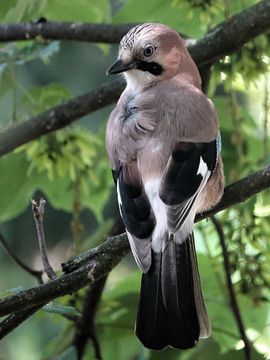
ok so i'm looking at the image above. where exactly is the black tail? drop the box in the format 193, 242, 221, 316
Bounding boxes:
135, 233, 210, 350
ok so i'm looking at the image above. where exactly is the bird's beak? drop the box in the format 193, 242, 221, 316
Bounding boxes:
106, 59, 139, 75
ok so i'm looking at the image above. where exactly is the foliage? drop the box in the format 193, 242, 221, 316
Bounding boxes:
0, 0, 269, 359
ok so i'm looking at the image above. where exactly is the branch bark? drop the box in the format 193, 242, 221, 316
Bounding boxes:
32, 198, 56, 280
0, 305, 43, 339
0, 0, 269, 59
0, 166, 269, 321
0, 233, 129, 318
188, 0, 270, 67
0, 22, 137, 44
0, 80, 125, 156
74, 278, 107, 360
73, 218, 124, 360
195, 164, 270, 222
0, 0, 270, 156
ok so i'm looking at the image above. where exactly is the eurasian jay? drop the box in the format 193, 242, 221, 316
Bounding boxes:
106, 23, 224, 350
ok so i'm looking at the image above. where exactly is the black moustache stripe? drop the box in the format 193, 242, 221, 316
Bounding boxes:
136, 60, 164, 76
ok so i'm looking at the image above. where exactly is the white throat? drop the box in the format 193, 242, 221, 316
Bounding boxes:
124, 69, 156, 91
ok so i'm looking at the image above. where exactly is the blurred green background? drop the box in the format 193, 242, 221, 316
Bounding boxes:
0, 0, 270, 359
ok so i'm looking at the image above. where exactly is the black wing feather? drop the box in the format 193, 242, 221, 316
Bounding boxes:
160, 140, 217, 206
117, 164, 155, 239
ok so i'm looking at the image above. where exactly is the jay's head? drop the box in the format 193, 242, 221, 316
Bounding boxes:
107, 23, 201, 88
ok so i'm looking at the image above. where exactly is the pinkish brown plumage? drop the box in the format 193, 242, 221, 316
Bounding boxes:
106, 23, 224, 350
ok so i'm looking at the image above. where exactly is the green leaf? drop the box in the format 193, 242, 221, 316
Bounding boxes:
15, 127, 113, 223
42, 303, 81, 317
98, 272, 141, 335
0, 153, 38, 221
237, 295, 268, 334
0, 41, 60, 70
99, 328, 142, 360
19, 82, 71, 117
113, 0, 206, 37
188, 337, 265, 360
3, 0, 48, 23
197, 253, 240, 351
0, 0, 17, 22
103, 271, 141, 300
43, 0, 110, 23
149, 347, 182, 360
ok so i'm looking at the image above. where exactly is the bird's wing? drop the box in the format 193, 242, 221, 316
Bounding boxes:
135, 139, 219, 349
114, 161, 156, 272
106, 89, 158, 273
160, 139, 219, 240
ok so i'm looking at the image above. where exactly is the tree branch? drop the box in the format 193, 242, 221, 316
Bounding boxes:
0, 166, 269, 322
0, 0, 268, 58
74, 278, 107, 360
0, 80, 125, 156
211, 216, 252, 360
0, 233, 129, 318
0, 22, 137, 44
188, 0, 270, 67
0, 1, 270, 156
195, 164, 270, 222
0, 305, 42, 339
73, 218, 124, 360
0, 22, 188, 44
31, 198, 56, 280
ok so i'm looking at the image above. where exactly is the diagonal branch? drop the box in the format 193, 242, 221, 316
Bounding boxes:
0, 232, 129, 318
0, 1, 270, 157
0, 80, 124, 156
0, 165, 269, 322
195, 164, 270, 222
0, 305, 43, 340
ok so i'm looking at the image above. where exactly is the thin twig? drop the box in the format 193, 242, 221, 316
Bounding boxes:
74, 278, 107, 360
0, 232, 129, 319
211, 216, 252, 360
0, 232, 43, 284
31, 198, 57, 280
73, 218, 124, 360
263, 74, 269, 161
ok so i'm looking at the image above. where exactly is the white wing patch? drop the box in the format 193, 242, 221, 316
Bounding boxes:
144, 178, 167, 253
116, 180, 123, 218
169, 156, 211, 243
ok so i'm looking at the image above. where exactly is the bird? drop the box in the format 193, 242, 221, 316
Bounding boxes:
105, 23, 224, 351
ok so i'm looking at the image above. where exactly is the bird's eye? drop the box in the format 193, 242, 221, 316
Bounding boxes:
143, 45, 155, 57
